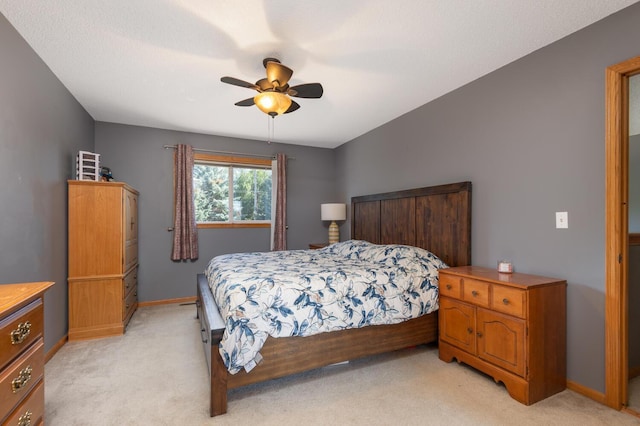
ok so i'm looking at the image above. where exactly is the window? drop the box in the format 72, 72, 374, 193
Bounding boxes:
192, 154, 272, 228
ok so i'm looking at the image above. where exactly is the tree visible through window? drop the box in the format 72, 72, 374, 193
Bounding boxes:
192, 154, 272, 226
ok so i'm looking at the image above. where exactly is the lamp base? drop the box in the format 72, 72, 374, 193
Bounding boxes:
328, 221, 339, 244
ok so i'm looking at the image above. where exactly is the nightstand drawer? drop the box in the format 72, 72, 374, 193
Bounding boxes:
462, 278, 490, 308
492, 285, 526, 318
439, 273, 462, 298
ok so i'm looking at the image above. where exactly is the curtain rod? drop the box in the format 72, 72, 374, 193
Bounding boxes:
163, 145, 295, 160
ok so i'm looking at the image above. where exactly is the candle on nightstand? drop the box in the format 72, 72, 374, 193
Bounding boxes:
497, 260, 513, 274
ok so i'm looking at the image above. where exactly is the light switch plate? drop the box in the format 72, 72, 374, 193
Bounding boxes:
556, 212, 568, 229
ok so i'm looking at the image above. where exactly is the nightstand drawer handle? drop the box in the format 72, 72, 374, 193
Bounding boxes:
18, 411, 32, 426
471, 290, 479, 297
502, 298, 510, 305
476, 332, 483, 338
446, 284, 452, 290
10, 321, 31, 345
11, 365, 32, 393
467, 327, 473, 334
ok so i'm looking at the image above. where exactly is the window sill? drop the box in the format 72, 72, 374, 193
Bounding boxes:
197, 223, 271, 229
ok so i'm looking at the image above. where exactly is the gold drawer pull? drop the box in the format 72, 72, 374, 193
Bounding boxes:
10, 321, 32, 345
11, 365, 32, 393
471, 290, 479, 297
18, 411, 32, 426
502, 298, 510, 305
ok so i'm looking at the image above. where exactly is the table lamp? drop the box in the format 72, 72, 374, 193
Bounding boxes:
321, 203, 346, 244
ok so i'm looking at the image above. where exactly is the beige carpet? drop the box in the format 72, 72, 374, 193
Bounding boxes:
45, 304, 640, 425
629, 376, 640, 414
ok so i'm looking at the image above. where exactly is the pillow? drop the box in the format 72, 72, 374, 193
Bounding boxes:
322, 239, 374, 259
357, 243, 448, 276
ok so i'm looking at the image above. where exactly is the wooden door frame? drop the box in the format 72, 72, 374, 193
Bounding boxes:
605, 55, 640, 409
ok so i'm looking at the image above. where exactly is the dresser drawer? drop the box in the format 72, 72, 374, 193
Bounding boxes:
0, 299, 43, 371
123, 285, 138, 323
3, 380, 44, 426
124, 243, 138, 273
439, 273, 462, 298
123, 267, 138, 295
492, 285, 526, 318
462, 278, 490, 308
0, 339, 44, 418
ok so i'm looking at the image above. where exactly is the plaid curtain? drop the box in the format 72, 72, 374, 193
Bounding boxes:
272, 153, 287, 250
171, 144, 199, 260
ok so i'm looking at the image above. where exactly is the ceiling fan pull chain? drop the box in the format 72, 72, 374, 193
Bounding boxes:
267, 115, 273, 144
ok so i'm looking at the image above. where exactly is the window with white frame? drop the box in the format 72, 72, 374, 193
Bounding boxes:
192, 153, 272, 228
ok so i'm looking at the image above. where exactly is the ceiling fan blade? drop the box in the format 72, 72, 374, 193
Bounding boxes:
288, 83, 323, 98
255, 78, 273, 92
266, 61, 293, 88
284, 100, 300, 114
221, 76, 259, 90
234, 98, 255, 107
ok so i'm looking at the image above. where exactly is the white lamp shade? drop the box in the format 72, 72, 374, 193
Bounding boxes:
321, 203, 346, 221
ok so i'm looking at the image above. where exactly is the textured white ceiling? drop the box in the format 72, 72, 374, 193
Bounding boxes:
1, 0, 638, 148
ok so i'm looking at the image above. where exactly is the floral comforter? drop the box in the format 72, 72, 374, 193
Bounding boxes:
204, 240, 448, 374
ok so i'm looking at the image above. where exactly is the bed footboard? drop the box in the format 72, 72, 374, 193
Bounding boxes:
196, 273, 228, 416
196, 273, 438, 417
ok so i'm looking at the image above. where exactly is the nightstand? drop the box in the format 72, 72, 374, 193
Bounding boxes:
438, 266, 566, 405
308, 243, 329, 250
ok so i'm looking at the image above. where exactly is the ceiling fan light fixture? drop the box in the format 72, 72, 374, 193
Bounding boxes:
254, 91, 292, 116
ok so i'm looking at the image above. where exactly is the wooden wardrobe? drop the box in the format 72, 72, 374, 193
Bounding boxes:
67, 180, 139, 340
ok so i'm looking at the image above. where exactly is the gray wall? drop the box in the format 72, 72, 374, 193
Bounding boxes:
95, 122, 336, 302
335, 3, 640, 393
0, 14, 94, 351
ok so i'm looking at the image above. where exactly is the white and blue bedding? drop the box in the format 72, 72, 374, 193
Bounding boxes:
204, 240, 448, 374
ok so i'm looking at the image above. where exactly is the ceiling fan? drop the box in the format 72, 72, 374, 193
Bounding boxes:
221, 58, 323, 117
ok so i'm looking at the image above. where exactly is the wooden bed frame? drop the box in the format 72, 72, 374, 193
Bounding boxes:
196, 181, 472, 416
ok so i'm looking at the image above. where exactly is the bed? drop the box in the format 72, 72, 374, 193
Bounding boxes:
196, 181, 472, 416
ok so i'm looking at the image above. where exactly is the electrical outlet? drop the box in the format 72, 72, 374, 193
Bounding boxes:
556, 212, 568, 229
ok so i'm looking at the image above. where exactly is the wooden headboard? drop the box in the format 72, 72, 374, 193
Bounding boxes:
351, 181, 471, 267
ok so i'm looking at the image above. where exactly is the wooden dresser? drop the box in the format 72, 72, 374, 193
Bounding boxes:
438, 266, 566, 405
68, 180, 139, 341
0, 281, 54, 425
